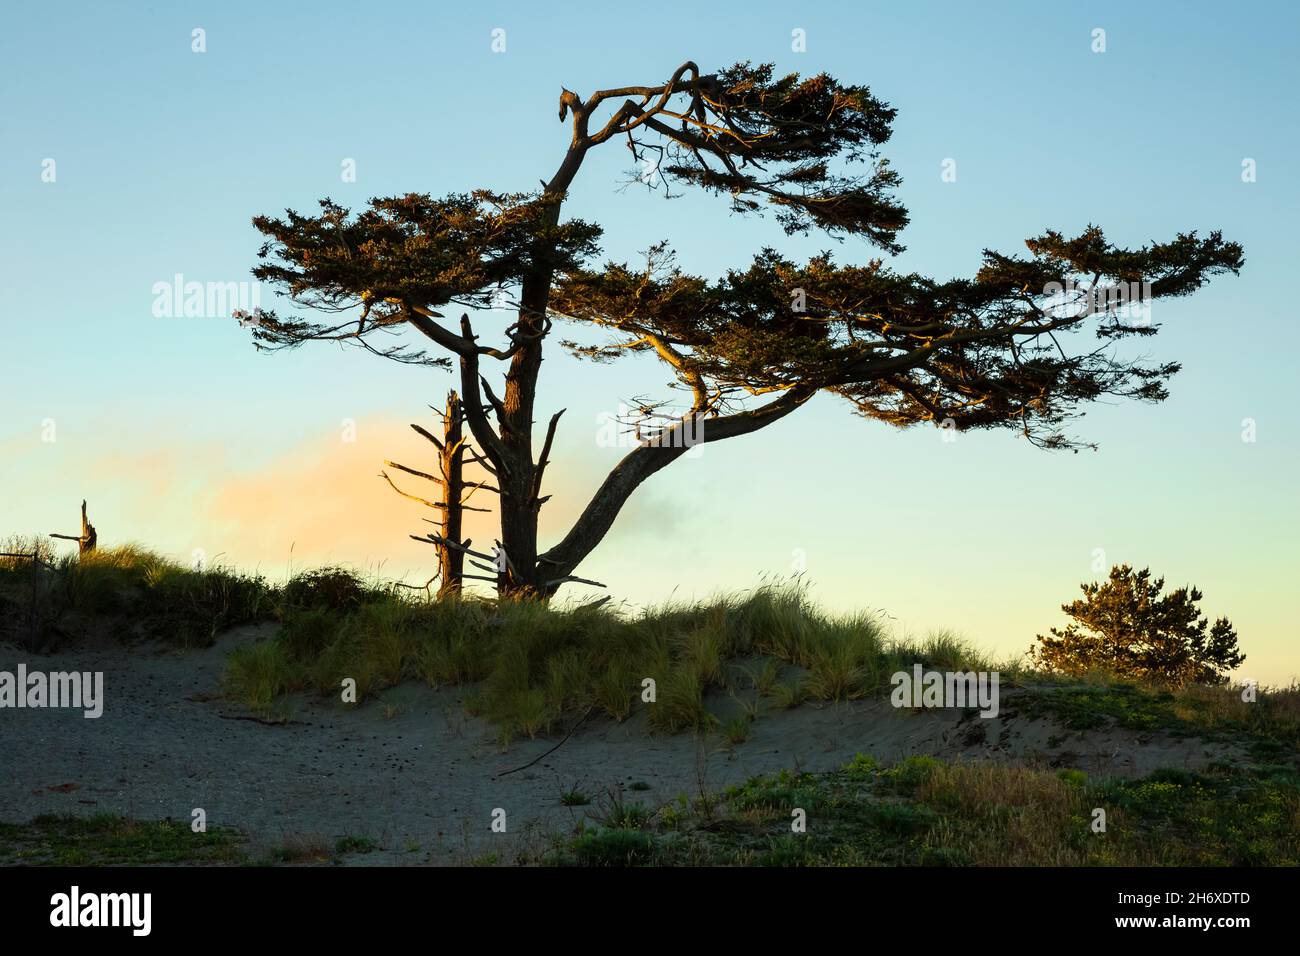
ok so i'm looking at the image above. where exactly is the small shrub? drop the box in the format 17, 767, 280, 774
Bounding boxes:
723, 715, 751, 745
281, 609, 339, 661
648, 666, 714, 734
597, 800, 652, 830
592, 663, 636, 721
224, 639, 299, 712
335, 835, 378, 855
881, 756, 943, 794
569, 829, 658, 866
842, 753, 878, 779
868, 802, 938, 835
283, 567, 368, 612
1056, 769, 1088, 789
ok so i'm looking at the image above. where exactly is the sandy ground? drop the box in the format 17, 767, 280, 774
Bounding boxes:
0, 627, 1243, 864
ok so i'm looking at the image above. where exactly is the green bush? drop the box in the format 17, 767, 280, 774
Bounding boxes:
569, 829, 659, 866
282, 567, 369, 612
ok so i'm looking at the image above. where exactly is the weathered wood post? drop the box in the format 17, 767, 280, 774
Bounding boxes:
50, 499, 97, 555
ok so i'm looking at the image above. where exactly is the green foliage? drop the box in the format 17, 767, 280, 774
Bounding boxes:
0, 541, 271, 650
595, 799, 653, 831
879, 756, 943, 795
1030, 564, 1245, 686
554, 225, 1242, 452
547, 757, 1300, 867
841, 753, 878, 779
1021, 679, 1299, 760
280, 608, 339, 661
648, 666, 714, 734
723, 715, 752, 745
725, 770, 828, 816
867, 802, 939, 835
224, 639, 296, 713
0, 814, 247, 866
213, 577, 1035, 739
567, 829, 660, 867
1057, 769, 1088, 789
282, 568, 370, 613
334, 835, 378, 855
755, 835, 819, 867
250, 191, 603, 368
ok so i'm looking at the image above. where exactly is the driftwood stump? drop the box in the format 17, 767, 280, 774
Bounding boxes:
50, 499, 97, 555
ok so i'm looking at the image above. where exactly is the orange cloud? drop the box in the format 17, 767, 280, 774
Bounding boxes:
4, 407, 691, 591
202, 415, 600, 585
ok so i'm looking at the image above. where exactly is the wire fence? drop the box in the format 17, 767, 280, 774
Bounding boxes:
0, 550, 58, 649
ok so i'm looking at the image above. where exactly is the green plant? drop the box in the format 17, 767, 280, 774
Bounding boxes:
648, 666, 714, 734
335, 835, 378, 855
880, 756, 943, 794
223, 639, 300, 712
723, 716, 751, 745
1057, 769, 1088, 788
1030, 564, 1245, 687
568, 829, 659, 866
596, 799, 653, 830
213, 579, 1035, 742
282, 567, 369, 613
842, 753, 878, 779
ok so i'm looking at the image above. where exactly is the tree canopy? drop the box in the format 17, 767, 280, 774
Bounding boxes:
247, 60, 1243, 596
1030, 564, 1245, 686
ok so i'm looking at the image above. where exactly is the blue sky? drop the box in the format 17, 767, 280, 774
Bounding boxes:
2, 1, 1297, 682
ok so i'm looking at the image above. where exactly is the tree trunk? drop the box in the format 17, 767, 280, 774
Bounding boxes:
536, 389, 816, 595
447, 133, 808, 600
436, 391, 465, 598
488, 148, 591, 597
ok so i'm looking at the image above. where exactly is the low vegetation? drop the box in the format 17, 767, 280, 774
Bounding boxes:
9, 753, 1296, 867
4, 543, 1292, 760
545, 755, 1300, 866
1030, 564, 1245, 686
0, 814, 247, 866
1016, 677, 1300, 759
0, 536, 272, 650
222, 572, 1011, 743
3, 543, 1296, 868
0, 813, 397, 867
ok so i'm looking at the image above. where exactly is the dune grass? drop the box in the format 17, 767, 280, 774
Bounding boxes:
0, 812, 393, 866
0, 535, 273, 649
1016, 675, 1300, 757
222, 573, 1296, 750
220, 574, 1013, 743
0, 813, 248, 866
5, 541, 1293, 752
545, 755, 1300, 867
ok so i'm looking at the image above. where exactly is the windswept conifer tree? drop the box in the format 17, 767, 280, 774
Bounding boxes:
249, 62, 1243, 596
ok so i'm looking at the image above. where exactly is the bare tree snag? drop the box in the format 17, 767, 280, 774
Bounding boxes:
383, 390, 497, 598
50, 499, 97, 555
437, 391, 465, 595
